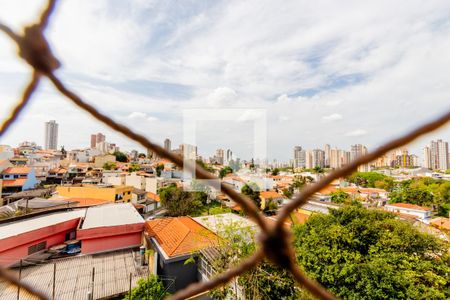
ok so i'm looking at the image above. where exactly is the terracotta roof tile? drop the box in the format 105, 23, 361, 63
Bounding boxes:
260, 191, 283, 199
1, 178, 27, 187
147, 192, 160, 202
2, 167, 31, 175
145, 217, 218, 258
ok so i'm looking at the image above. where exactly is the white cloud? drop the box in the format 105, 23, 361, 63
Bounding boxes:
1, 0, 450, 161
322, 113, 343, 122
345, 129, 368, 137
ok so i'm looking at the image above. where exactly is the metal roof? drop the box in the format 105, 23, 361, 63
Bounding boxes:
0, 209, 86, 240
81, 203, 144, 229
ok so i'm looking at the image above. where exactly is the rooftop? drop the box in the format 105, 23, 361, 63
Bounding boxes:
385, 203, 431, 211
0, 250, 148, 300
81, 203, 144, 229
260, 191, 283, 199
194, 213, 258, 234
0, 209, 86, 240
1, 178, 27, 187
146, 217, 218, 258
1, 167, 31, 175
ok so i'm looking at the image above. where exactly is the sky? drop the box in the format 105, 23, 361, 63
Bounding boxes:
0, 0, 450, 162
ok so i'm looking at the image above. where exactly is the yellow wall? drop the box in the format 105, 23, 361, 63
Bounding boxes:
94, 155, 116, 168
56, 185, 132, 203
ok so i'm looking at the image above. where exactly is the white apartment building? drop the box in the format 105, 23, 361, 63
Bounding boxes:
44, 120, 58, 150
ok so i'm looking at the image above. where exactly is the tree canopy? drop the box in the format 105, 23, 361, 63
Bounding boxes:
219, 166, 233, 178
159, 184, 207, 216
241, 183, 261, 208
113, 150, 128, 162
388, 177, 450, 216
103, 161, 117, 170
347, 172, 394, 191
293, 206, 450, 299
122, 276, 168, 300
329, 189, 350, 204
210, 222, 298, 299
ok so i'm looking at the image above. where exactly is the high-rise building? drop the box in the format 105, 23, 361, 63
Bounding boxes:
225, 149, 233, 166
426, 139, 449, 170
293, 146, 306, 169
312, 149, 325, 168
44, 120, 58, 150
350, 144, 370, 172
215, 148, 224, 165
90, 133, 105, 149
324, 144, 331, 167
164, 138, 171, 151
180, 144, 198, 160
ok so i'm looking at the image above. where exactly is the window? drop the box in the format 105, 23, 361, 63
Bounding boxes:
65, 231, 76, 241
28, 241, 47, 255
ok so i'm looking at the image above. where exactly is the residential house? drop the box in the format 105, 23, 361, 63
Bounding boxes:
46, 167, 67, 184
384, 203, 433, 221
144, 217, 219, 293
0, 167, 39, 198
259, 191, 285, 210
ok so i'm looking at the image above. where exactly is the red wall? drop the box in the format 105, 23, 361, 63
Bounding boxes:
77, 223, 143, 254
0, 218, 81, 267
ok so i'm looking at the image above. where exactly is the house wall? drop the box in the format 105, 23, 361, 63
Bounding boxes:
0, 218, 80, 266
145, 177, 158, 193
385, 206, 430, 219
125, 174, 145, 190
157, 254, 199, 293
104, 175, 125, 186
56, 186, 132, 202
23, 168, 39, 190
77, 224, 143, 254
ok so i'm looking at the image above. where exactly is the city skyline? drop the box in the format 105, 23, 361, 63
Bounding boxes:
1, 0, 450, 161
5, 120, 449, 168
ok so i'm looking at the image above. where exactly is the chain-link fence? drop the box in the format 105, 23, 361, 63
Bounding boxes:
0, 1, 449, 299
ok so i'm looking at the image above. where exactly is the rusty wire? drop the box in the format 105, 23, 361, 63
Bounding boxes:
0, 1, 449, 299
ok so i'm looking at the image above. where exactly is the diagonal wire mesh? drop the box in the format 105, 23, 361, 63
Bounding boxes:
0, 1, 449, 299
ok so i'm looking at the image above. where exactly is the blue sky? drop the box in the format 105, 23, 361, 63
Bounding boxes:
1, 0, 450, 161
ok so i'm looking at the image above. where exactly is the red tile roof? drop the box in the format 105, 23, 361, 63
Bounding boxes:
147, 192, 160, 202
260, 191, 283, 199
2, 167, 31, 175
430, 218, 450, 231
145, 217, 218, 257
386, 203, 431, 211
48, 168, 67, 174
1, 178, 27, 187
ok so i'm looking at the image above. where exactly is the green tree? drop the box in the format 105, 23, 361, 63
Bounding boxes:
241, 183, 261, 208
209, 223, 298, 299
122, 276, 168, 300
271, 168, 280, 176
263, 198, 279, 213
347, 172, 394, 190
329, 189, 350, 204
155, 164, 164, 177
219, 166, 233, 178
103, 161, 117, 170
159, 184, 206, 216
128, 162, 140, 172
197, 160, 214, 173
293, 206, 450, 299
113, 151, 128, 162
